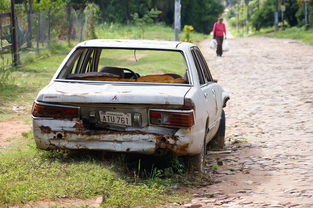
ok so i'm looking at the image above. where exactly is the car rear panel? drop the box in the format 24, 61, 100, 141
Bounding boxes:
32, 82, 199, 155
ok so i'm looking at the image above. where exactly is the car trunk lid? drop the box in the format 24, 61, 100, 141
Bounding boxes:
37, 81, 191, 105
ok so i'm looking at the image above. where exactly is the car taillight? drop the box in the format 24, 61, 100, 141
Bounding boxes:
32, 102, 79, 119
149, 110, 195, 127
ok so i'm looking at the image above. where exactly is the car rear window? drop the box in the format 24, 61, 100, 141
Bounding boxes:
57, 48, 190, 84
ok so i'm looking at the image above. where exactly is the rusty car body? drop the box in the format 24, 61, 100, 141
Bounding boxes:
32, 39, 230, 169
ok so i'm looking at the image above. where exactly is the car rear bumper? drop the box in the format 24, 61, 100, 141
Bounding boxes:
32, 118, 196, 155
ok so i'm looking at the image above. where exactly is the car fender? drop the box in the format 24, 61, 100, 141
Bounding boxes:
222, 91, 230, 108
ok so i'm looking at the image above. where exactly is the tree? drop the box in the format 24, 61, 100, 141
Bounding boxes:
84, 3, 99, 39
284, 0, 299, 26
131, 8, 162, 38
250, 0, 275, 30
0, 0, 10, 12
181, 0, 224, 33
78, 0, 223, 33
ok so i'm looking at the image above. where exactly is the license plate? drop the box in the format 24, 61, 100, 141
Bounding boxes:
99, 111, 132, 126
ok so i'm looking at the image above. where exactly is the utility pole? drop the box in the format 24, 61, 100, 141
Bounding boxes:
236, 4, 239, 34
26, 0, 33, 48
281, 0, 285, 30
274, 0, 279, 32
304, 0, 309, 29
246, 0, 250, 34
174, 0, 181, 41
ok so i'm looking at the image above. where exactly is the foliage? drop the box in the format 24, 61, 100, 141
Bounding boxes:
250, 0, 275, 30
131, 9, 162, 39
82, 0, 223, 33
0, 68, 14, 87
33, 0, 66, 12
181, 0, 224, 33
84, 3, 100, 39
3, 23, 28, 47
295, 0, 313, 26
182, 25, 194, 42
228, 0, 313, 32
285, 0, 300, 26
0, 0, 10, 12
97, 22, 206, 41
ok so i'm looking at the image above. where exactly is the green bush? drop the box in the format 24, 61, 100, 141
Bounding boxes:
250, 0, 275, 31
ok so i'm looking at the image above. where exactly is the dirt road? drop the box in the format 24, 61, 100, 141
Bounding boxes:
179, 37, 313, 207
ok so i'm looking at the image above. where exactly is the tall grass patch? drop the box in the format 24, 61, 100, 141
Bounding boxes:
0, 132, 189, 207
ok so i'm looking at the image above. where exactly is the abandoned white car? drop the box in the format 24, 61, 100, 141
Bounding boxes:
32, 39, 229, 170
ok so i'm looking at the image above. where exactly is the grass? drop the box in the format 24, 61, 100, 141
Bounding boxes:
254, 26, 313, 45
0, 44, 73, 121
99, 49, 187, 76
0, 24, 210, 207
226, 16, 313, 45
96, 22, 207, 43
0, 132, 190, 207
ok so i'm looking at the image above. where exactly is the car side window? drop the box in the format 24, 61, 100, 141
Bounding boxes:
193, 48, 213, 82
191, 49, 206, 85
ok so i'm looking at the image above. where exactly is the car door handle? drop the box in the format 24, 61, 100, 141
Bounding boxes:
204, 92, 208, 98
212, 89, 216, 96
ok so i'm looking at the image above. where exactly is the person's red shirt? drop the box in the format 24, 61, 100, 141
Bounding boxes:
213, 23, 226, 37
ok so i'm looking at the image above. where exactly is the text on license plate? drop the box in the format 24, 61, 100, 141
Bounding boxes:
99, 111, 132, 126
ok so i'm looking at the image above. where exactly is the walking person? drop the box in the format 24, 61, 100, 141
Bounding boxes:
212, 17, 227, 57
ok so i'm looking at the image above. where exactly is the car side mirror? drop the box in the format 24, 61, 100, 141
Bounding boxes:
213, 79, 218, 83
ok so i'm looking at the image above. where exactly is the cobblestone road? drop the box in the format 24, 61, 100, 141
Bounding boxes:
178, 37, 313, 208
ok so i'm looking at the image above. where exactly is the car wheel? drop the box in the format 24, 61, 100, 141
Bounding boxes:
185, 139, 206, 172
208, 110, 226, 150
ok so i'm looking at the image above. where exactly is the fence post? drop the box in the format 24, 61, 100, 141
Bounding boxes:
27, 0, 33, 48
36, 12, 40, 53
274, 0, 279, 32
67, 5, 72, 45
48, 8, 51, 47
10, 0, 20, 66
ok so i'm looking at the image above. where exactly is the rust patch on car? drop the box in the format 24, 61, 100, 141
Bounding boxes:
40, 121, 188, 155
120, 91, 131, 93
175, 143, 189, 155
71, 92, 89, 96
40, 126, 52, 133
56, 90, 66, 94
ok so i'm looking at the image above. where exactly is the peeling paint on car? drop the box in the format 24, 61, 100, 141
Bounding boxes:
33, 118, 191, 155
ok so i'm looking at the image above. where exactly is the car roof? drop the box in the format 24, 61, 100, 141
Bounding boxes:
77, 39, 195, 51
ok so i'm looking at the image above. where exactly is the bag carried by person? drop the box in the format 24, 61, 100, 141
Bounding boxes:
222, 40, 229, 52
209, 39, 217, 49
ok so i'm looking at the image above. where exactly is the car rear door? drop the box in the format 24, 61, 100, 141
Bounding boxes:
191, 47, 219, 134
